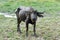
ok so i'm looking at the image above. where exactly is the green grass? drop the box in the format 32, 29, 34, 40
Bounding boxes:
0, 15, 60, 40
0, 0, 60, 14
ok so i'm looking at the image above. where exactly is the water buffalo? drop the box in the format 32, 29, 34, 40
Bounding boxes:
15, 6, 44, 36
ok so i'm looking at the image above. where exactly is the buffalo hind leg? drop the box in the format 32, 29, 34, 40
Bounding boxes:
17, 18, 22, 33
25, 17, 29, 36
26, 21, 29, 36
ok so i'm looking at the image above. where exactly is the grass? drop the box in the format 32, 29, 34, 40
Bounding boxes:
0, 15, 60, 40
0, 0, 60, 14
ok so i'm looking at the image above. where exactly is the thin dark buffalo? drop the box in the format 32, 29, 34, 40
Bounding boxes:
15, 6, 44, 36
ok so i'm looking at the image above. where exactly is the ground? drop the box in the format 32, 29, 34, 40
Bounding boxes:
0, 0, 60, 40
0, 14, 60, 40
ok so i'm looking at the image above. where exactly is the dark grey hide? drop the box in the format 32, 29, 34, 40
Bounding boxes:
15, 6, 44, 36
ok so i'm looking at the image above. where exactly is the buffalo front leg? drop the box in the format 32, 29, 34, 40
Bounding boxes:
33, 22, 36, 36
17, 18, 22, 33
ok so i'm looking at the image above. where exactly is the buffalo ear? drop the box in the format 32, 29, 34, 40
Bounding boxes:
15, 8, 21, 13
37, 12, 44, 17
37, 14, 43, 17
